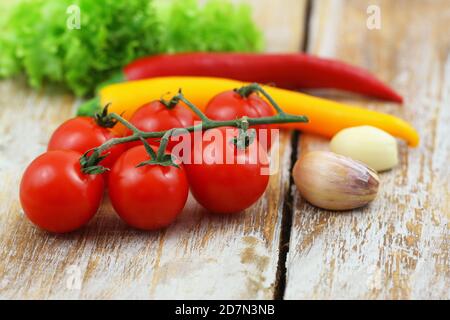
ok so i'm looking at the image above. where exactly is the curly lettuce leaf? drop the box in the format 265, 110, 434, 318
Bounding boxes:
156, 0, 263, 53
0, 0, 159, 96
0, 0, 263, 96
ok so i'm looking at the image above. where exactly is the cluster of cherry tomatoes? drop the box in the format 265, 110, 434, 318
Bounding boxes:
20, 89, 275, 233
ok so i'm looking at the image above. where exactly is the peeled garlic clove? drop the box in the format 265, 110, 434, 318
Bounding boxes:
330, 125, 398, 171
292, 151, 380, 211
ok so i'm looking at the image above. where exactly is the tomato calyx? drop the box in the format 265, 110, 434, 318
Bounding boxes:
94, 104, 119, 128
230, 117, 256, 149
159, 95, 181, 110
80, 149, 110, 174
234, 84, 258, 99
232, 128, 257, 149
136, 154, 179, 168
137, 137, 180, 169
235, 83, 287, 116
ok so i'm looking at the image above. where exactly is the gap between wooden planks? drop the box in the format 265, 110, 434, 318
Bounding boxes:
284, 0, 449, 299
0, 0, 308, 299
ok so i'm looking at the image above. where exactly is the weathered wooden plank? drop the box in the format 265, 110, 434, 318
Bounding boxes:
230, 0, 305, 52
0, 0, 307, 299
285, 0, 450, 299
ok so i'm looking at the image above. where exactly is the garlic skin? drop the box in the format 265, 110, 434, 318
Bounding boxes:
292, 151, 380, 211
330, 125, 398, 171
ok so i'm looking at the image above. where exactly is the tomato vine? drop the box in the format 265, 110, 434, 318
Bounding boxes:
80, 83, 309, 174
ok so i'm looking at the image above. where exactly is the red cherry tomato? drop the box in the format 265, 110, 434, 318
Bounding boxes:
184, 127, 270, 214
205, 90, 275, 149
126, 100, 197, 150
48, 117, 126, 173
20, 150, 104, 233
108, 145, 189, 230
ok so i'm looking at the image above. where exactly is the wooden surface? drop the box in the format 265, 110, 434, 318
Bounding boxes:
0, 0, 307, 300
285, 0, 450, 299
0, 0, 448, 299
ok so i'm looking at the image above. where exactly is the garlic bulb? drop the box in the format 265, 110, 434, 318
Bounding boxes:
292, 151, 380, 211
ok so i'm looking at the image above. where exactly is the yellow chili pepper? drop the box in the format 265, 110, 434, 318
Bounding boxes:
98, 76, 419, 147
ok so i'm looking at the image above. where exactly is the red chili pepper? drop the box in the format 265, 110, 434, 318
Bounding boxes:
122, 53, 403, 103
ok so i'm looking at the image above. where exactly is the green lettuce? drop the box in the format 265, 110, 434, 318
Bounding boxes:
0, 0, 263, 96
157, 0, 263, 53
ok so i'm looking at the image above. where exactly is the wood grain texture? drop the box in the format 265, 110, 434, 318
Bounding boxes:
285, 0, 450, 299
230, 0, 306, 52
0, 1, 307, 299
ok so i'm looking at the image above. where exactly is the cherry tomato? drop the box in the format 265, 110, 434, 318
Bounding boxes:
108, 145, 189, 230
184, 127, 270, 214
126, 100, 197, 150
205, 90, 275, 149
47, 117, 126, 173
20, 150, 104, 233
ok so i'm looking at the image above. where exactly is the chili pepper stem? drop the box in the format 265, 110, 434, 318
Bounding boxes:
80, 89, 308, 173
